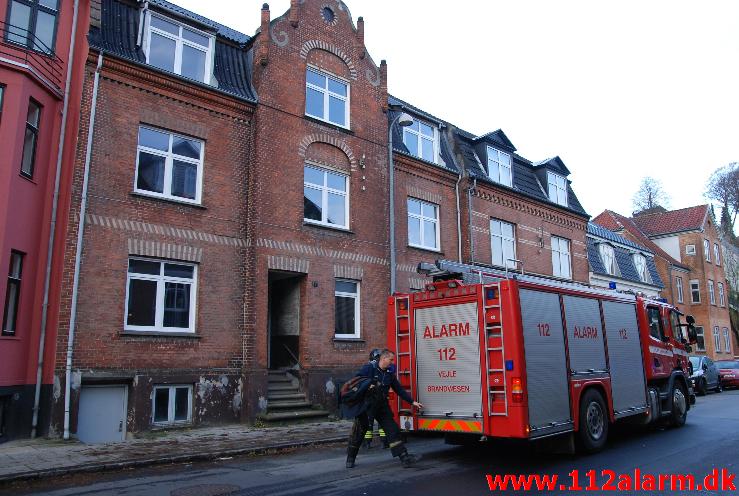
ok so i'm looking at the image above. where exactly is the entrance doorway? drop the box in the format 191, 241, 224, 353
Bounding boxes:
268, 271, 303, 369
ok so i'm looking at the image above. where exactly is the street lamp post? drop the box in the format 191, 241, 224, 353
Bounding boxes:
388, 110, 414, 295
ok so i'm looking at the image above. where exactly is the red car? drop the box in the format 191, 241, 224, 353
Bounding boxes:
716, 360, 739, 389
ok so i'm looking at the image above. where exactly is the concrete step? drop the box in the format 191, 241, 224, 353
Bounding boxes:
267, 400, 313, 410
267, 376, 293, 384
267, 392, 307, 401
258, 409, 331, 423
267, 384, 300, 392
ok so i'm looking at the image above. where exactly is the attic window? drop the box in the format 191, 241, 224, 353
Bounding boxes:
403, 120, 437, 163
486, 146, 512, 187
321, 6, 336, 24
633, 253, 652, 283
145, 13, 214, 84
547, 172, 568, 207
599, 243, 618, 276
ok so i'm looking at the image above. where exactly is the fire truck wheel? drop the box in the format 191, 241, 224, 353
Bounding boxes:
695, 378, 707, 396
669, 383, 688, 427
577, 389, 608, 453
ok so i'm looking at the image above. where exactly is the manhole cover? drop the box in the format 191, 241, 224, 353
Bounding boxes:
171, 484, 241, 496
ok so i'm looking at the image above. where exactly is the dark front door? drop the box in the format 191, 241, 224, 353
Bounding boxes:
268, 271, 303, 369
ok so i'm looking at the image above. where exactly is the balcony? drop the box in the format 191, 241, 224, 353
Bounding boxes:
0, 20, 64, 93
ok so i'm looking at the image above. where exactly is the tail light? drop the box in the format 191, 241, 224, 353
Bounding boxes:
512, 377, 523, 403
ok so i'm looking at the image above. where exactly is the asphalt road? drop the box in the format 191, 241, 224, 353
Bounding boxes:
5, 390, 738, 496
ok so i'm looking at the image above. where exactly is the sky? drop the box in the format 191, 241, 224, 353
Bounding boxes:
169, 0, 739, 219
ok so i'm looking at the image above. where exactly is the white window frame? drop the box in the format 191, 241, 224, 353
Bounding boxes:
599, 243, 617, 276
713, 326, 721, 352
633, 253, 652, 283
305, 66, 350, 129
486, 146, 512, 187
490, 219, 517, 269
407, 198, 440, 251
695, 326, 705, 351
704, 239, 711, 262
144, 12, 214, 84
551, 236, 571, 279
152, 385, 193, 425
676, 276, 684, 303
708, 279, 716, 305
714, 243, 721, 266
303, 164, 349, 229
685, 244, 696, 255
402, 119, 438, 163
334, 279, 360, 339
723, 328, 731, 353
124, 258, 198, 334
135, 126, 204, 204
689, 280, 700, 304
718, 282, 725, 307
547, 171, 568, 207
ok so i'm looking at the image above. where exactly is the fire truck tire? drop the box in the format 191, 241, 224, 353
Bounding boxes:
668, 382, 688, 427
576, 389, 609, 453
695, 378, 707, 396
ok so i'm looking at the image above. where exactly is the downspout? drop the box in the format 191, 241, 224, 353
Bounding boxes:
467, 178, 477, 264
388, 119, 396, 294
63, 52, 104, 440
31, 0, 80, 439
454, 172, 463, 262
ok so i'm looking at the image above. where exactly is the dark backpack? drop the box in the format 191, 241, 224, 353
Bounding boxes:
340, 376, 371, 405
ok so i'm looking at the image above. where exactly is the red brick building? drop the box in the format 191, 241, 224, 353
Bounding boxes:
0, 0, 88, 440
49, 0, 593, 439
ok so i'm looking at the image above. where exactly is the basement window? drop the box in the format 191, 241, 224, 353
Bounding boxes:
152, 385, 192, 425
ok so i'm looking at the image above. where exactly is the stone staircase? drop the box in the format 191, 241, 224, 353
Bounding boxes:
258, 370, 330, 423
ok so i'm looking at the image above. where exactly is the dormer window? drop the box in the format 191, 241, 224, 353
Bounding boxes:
547, 172, 568, 207
145, 13, 214, 84
633, 253, 652, 283
486, 146, 512, 187
403, 120, 437, 163
599, 243, 618, 276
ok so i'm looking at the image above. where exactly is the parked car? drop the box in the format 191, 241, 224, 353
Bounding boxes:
715, 360, 739, 389
689, 356, 722, 395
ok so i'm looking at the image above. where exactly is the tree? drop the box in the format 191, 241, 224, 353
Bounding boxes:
705, 162, 739, 236
632, 177, 670, 214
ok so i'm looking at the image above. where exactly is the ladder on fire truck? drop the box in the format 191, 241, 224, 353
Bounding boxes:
393, 295, 413, 417
483, 281, 508, 417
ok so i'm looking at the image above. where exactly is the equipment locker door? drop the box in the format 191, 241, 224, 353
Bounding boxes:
519, 289, 571, 435
562, 295, 607, 375
602, 301, 647, 417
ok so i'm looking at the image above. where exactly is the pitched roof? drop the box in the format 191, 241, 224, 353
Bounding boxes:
148, 0, 251, 45
587, 222, 649, 252
632, 205, 709, 237
593, 210, 690, 270
586, 223, 663, 288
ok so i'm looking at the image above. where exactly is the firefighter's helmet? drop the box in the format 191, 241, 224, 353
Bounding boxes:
369, 348, 382, 362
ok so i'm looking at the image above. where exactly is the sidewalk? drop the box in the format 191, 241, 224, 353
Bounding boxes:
0, 420, 353, 484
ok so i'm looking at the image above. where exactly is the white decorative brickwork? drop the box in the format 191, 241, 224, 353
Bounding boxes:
268, 255, 310, 273
127, 239, 203, 262
298, 134, 357, 169
300, 40, 358, 80
334, 264, 363, 280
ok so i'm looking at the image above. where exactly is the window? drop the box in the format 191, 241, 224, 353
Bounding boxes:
633, 254, 652, 283
685, 244, 696, 255
708, 280, 715, 305
714, 243, 721, 266
704, 239, 711, 262
6, 0, 59, 53
152, 385, 192, 425
551, 236, 571, 279
690, 280, 700, 303
407, 198, 439, 251
718, 282, 725, 307
713, 326, 720, 352
547, 172, 568, 207
723, 328, 731, 353
305, 67, 349, 128
599, 244, 616, 275
647, 306, 664, 341
335, 280, 359, 338
670, 311, 684, 342
135, 126, 203, 203
2, 251, 24, 336
20, 99, 41, 178
125, 258, 197, 333
146, 14, 213, 83
491, 219, 516, 269
486, 146, 512, 187
0, 84, 5, 122
402, 120, 436, 162
695, 326, 705, 351
675, 276, 684, 303
303, 164, 349, 229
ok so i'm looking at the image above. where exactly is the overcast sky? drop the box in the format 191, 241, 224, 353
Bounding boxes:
170, 0, 739, 219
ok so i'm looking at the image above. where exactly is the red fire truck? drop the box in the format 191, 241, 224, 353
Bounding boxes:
388, 260, 697, 452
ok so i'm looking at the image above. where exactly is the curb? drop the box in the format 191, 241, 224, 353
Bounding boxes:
0, 435, 347, 485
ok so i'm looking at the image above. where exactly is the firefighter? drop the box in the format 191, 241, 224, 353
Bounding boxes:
344, 348, 423, 468
364, 349, 389, 449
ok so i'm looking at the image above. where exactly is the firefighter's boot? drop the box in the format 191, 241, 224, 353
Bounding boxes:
399, 451, 422, 468
346, 446, 359, 469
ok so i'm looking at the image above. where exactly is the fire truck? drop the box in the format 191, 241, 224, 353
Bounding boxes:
388, 260, 697, 452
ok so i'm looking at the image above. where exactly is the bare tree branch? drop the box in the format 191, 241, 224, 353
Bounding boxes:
632, 177, 670, 214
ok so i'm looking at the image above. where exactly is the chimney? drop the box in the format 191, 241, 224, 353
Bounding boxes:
289, 0, 299, 27
356, 16, 365, 59
380, 59, 387, 112
258, 3, 270, 66
90, 0, 102, 29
